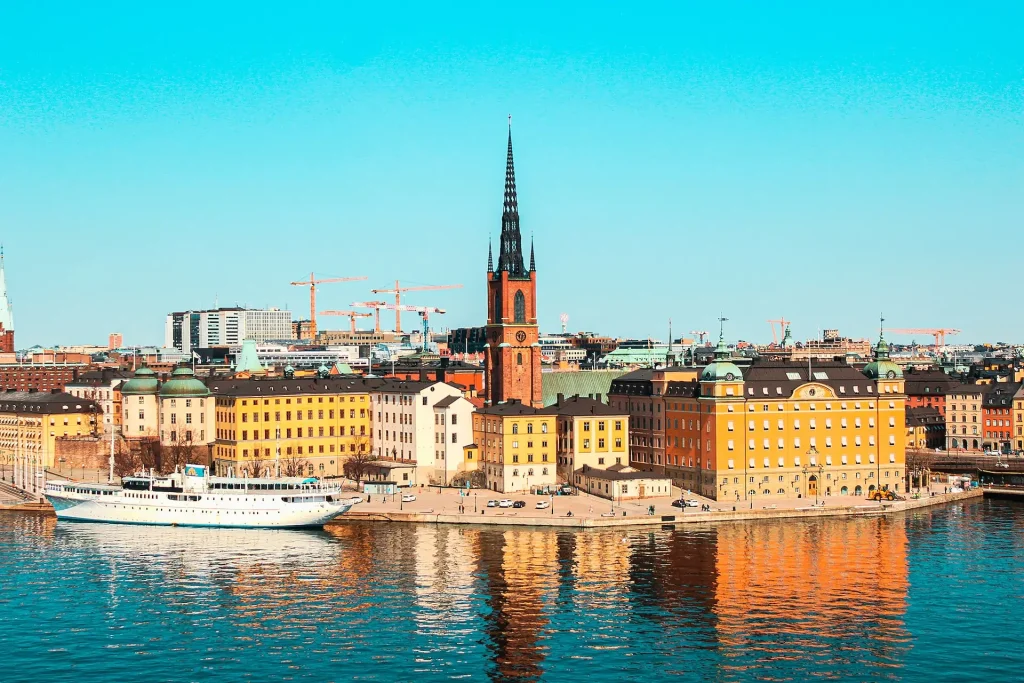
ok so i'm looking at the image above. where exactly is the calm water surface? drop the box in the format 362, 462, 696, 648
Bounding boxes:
2, 499, 1023, 682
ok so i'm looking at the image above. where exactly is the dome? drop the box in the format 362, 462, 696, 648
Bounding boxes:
121, 366, 160, 395
863, 335, 903, 380
700, 338, 744, 382
158, 364, 210, 398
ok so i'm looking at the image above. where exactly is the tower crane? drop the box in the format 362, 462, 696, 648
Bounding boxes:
885, 328, 962, 347
349, 301, 389, 333
766, 317, 790, 345
363, 303, 446, 350
290, 272, 367, 339
319, 310, 372, 333
370, 280, 462, 333
690, 330, 709, 344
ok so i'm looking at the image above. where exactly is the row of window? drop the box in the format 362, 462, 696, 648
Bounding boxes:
231, 425, 366, 440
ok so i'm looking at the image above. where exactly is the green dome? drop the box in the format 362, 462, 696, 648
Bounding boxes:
700, 338, 744, 382
863, 335, 903, 380
120, 366, 160, 395
158, 364, 210, 398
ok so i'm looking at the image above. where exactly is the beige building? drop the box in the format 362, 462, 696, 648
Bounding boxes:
542, 394, 629, 483
573, 464, 673, 502
945, 384, 985, 451
0, 390, 100, 470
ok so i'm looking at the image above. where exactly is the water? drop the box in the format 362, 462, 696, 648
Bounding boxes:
1, 499, 1022, 682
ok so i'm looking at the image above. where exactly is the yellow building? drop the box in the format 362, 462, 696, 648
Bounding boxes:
210, 377, 375, 478
661, 332, 906, 501
542, 394, 629, 483
473, 399, 556, 493
0, 391, 101, 470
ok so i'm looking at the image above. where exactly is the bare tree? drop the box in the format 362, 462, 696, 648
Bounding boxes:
246, 459, 268, 478
282, 453, 309, 478
162, 432, 196, 474
450, 470, 486, 489
342, 451, 375, 484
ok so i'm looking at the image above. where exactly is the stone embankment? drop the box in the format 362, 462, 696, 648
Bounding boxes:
333, 488, 984, 529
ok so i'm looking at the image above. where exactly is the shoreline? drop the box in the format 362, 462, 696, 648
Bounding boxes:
0, 488, 985, 529
329, 488, 984, 529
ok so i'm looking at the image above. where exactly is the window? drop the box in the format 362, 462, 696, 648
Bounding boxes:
514, 291, 526, 323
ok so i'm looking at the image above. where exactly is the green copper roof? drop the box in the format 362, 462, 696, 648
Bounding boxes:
159, 364, 210, 398
541, 370, 626, 407
700, 336, 744, 382
235, 339, 265, 374
120, 366, 160, 395
863, 333, 903, 380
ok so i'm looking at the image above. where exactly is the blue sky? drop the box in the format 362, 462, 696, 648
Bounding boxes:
2, 2, 1022, 348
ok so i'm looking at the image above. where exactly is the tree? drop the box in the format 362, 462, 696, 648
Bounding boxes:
282, 453, 309, 478
113, 438, 162, 478
163, 432, 196, 474
342, 451, 376, 484
246, 459, 268, 478
450, 470, 486, 489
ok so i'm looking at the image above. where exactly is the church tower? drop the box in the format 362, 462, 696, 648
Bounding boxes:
485, 121, 541, 407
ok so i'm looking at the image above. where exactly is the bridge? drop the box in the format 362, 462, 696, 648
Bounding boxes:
907, 450, 1024, 474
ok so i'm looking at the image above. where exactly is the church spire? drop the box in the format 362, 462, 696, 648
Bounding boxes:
529, 236, 535, 272
0, 246, 14, 332
496, 116, 526, 277
487, 237, 493, 272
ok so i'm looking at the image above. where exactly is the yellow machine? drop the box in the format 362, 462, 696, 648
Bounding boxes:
867, 489, 903, 502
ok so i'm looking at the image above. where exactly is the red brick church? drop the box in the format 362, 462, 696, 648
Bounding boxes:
484, 123, 542, 407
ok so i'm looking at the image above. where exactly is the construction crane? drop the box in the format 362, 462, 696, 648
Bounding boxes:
690, 330, 709, 344
370, 280, 462, 333
559, 313, 569, 334
319, 310, 373, 333
767, 317, 791, 345
290, 272, 367, 339
885, 328, 962, 347
349, 301, 389, 333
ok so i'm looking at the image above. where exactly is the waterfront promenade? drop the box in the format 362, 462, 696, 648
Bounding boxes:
336, 483, 982, 528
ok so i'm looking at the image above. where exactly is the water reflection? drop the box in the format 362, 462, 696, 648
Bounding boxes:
0, 513, 914, 681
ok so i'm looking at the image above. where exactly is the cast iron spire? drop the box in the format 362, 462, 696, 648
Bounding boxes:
529, 236, 536, 272
497, 116, 527, 277
487, 237, 494, 272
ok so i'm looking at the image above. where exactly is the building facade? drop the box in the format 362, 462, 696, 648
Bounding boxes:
473, 400, 556, 493
945, 385, 985, 451
209, 376, 375, 478
543, 395, 629, 483
0, 390, 100, 469
65, 369, 131, 434
370, 380, 473, 485
165, 308, 293, 354
0, 364, 90, 392
903, 367, 961, 417
905, 406, 945, 451
982, 382, 1019, 453
484, 126, 542, 408
614, 332, 907, 501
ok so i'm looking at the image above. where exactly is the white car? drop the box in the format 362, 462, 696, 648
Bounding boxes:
402, 494, 416, 503
486, 500, 498, 507
498, 499, 513, 508
535, 500, 550, 509
684, 499, 699, 508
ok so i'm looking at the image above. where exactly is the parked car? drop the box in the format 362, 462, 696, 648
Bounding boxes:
499, 499, 513, 508
402, 494, 417, 503
512, 500, 526, 508
684, 499, 699, 508
535, 500, 551, 509
671, 499, 685, 508
486, 499, 498, 507
560, 486, 574, 495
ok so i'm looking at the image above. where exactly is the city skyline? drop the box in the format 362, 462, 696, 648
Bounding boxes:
2, 3, 1022, 348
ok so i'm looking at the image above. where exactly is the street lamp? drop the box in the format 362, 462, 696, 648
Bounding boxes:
805, 446, 821, 505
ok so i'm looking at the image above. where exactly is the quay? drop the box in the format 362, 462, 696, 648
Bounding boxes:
332, 488, 983, 529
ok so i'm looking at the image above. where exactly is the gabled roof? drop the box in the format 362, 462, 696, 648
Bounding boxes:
983, 382, 1020, 408
539, 394, 625, 417
476, 400, 543, 416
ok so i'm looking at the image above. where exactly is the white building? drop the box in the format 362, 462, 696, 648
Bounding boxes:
64, 369, 133, 434
371, 380, 474, 485
165, 308, 293, 354
251, 344, 368, 371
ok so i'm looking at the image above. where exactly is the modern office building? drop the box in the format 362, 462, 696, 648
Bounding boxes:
165, 308, 293, 354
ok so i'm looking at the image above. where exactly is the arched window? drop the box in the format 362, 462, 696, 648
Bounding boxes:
514, 291, 526, 323
542, 467, 548, 475
527, 423, 533, 434
517, 352, 523, 365
528, 468, 534, 476
512, 424, 519, 434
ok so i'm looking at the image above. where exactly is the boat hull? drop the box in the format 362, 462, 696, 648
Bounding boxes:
45, 494, 356, 529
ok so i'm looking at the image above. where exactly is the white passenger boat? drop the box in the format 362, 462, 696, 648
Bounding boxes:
43, 464, 361, 529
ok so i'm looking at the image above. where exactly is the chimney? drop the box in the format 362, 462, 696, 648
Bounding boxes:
557, 393, 564, 405
51, 388, 61, 394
